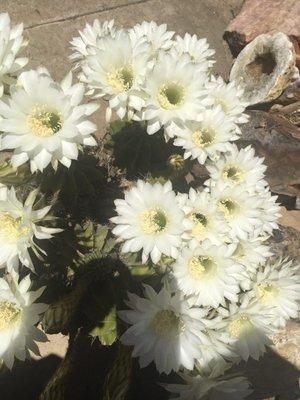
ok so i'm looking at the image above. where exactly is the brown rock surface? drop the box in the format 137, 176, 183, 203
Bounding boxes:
239, 110, 300, 197
224, 0, 300, 57
279, 208, 300, 233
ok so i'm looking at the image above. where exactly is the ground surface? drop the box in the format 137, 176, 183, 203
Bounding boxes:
0, 1, 299, 399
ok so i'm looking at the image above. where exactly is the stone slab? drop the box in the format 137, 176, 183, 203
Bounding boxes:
0, 0, 146, 27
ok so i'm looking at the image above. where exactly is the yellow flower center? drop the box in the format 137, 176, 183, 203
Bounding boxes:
256, 282, 279, 304
0, 213, 29, 242
228, 315, 252, 339
0, 301, 21, 330
150, 310, 183, 337
27, 105, 62, 137
192, 128, 215, 148
139, 208, 168, 234
157, 81, 185, 110
188, 255, 217, 280
218, 198, 240, 219
222, 165, 244, 183
106, 66, 134, 92
189, 212, 208, 236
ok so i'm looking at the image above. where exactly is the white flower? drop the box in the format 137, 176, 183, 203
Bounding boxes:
178, 188, 227, 245
217, 299, 274, 361
140, 52, 206, 137
244, 259, 300, 328
205, 143, 267, 192
196, 327, 237, 366
119, 284, 208, 374
228, 235, 272, 274
211, 185, 262, 240
172, 242, 243, 308
70, 19, 116, 61
171, 33, 215, 72
165, 371, 252, 400
0, 68, 98, 172
256, 188, 281, 235
0, 186, 61, 272
204, 76, 248, 124
129, 21, 174, 54
111, 180, 185, 264
173, 107, 239, 164
0, 13, 28, 97
0, 273, 47, 369
79, 30, 151, 120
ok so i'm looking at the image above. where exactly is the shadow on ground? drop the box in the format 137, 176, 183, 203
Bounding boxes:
0, 342, 299, 400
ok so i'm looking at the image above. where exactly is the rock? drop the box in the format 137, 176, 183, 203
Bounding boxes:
224, 0, 300, 57
239, 110, 300, 197
275, 80, 300, 106
279, 208, 300, 233
230, 32, 298, 105
269, 226, 300, 262
241, 321, 300, 400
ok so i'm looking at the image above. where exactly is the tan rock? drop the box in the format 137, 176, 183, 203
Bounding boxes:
279, 207, 300, 232
230, 32, 298, 105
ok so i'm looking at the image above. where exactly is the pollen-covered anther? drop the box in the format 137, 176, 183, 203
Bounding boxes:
256, 282, 279, 304
106, 65, 134, 92
157, 81, 186, 110
189, 212, 208, 235
27, 105, 62, 137
150, 310, 184, 337
0, 213, 29, 242
0, 301, 20, 330
139, 208, 168, 234
218, 198, 240, 219
228, 315, 253, 339
188, 255, 216, 279
192, 128, 215, 148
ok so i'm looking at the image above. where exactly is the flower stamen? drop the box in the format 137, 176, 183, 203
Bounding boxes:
0, 213, 29, 242
218, 198, 240, 219
192, 128, 215, 148
228, 315, 252, 339
140, 208, 168, 234
256, 282, 279, 304
150, 310, 183, 337
0, 301, 21, 330
188, 255, 217, 279
27, 105, 62, 137
223, 165, 244, 183
157, 81, 185, 110
106, 65, 134, 92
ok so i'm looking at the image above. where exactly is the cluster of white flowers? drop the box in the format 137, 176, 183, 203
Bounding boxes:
0, 13, 65, 369
0, 12, 298, 399
91, 21, 300, 399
